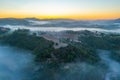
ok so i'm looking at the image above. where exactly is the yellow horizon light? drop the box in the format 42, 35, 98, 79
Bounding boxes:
0, 12, 120, 20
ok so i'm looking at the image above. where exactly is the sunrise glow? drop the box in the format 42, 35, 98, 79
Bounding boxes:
0, 0, 120, 20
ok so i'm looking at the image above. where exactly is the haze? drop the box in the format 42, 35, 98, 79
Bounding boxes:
0, 0, 120, 19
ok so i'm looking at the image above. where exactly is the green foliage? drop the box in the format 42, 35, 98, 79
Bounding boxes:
2, 29, 54, 51
34, 44, 100, 64
79, 32, 120, 50
1, 29, 100, 64
5, 30, 120, 65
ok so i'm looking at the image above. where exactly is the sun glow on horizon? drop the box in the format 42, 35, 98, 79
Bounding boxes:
0, 0, 120, 20
1, 12, 120, 20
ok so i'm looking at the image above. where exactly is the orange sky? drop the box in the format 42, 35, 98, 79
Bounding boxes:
0, 0, 120, 20
1, 12, 119, 20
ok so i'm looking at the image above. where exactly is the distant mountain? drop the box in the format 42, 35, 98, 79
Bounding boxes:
24, 18, 41, 21
0, 18, 30, 25
113, 18, 120, 23
0, 18, 120, 29
0, 18, 89, 27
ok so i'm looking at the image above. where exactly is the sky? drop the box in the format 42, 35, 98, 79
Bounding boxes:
0, 0, 120, 19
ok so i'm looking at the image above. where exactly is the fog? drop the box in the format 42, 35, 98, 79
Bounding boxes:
2, 25, 120, 33
0, 24, 120, 80
0, 44, 120, 80
0, 45, 34, 80
98, 50, 120, 80
31, 50, 120, 80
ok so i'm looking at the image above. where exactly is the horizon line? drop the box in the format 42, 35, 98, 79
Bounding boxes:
0, 17, 119, 20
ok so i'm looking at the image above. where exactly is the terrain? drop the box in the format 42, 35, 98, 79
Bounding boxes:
0, 18, 120, 80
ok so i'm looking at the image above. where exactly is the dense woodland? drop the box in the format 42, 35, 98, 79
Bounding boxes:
0, 27, 120, 80
0, 29, 99, 64
0, 28, 120, 65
